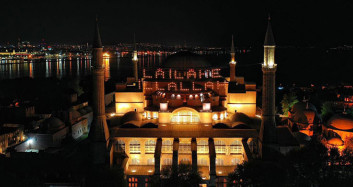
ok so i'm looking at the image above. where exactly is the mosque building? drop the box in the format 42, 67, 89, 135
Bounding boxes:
87, 17, 299, 186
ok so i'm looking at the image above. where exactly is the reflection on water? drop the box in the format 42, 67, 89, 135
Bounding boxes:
0, 55, 168, 81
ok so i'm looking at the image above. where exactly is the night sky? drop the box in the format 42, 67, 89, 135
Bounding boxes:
1, 0, 353, 47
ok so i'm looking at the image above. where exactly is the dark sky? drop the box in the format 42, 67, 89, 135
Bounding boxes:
1, 0, 353, 47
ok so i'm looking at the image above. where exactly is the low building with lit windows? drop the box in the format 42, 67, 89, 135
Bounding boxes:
111, 50, 260, 186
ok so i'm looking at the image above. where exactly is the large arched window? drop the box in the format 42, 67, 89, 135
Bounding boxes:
162, 140, 173, 153
197, 140, 209, 153
215, 140, 226, 154
131, 158, 140, 165
170, 108, 200, 123
130, 140, 141, 154
147, 158, 155, 165
197, 158, 208, 166
230, 140, 243, 154
163, 158, 172, 166
145, 140, 156, 154
231, 158, 242, 165
115, 139, 125, 153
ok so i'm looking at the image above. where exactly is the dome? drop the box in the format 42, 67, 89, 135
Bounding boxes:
163, 51, 211, 69
230, 112, 252, 124
292, 111, 309, 125
141, 122, 158, 128
121, 111, 142, 124
42, 116, 65, 133
327, 115, 353, 131
292, 102, 317, 114
327, 137, 344, 146
232, 122, 251, 129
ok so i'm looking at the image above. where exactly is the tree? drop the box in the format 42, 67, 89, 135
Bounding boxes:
228, 160, 287, 187
159, 164, 202, 187
280, 92, 299, 116
321, 101, 334, 122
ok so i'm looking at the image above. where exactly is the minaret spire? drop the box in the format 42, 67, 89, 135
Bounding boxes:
93, 16, 102, 48
89, 17, 111, 165
229, 35, 237, 82
264, 15, 275, 46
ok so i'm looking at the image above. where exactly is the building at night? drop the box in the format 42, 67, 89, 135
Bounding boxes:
79, 17, 301, 186
100, 18, 298, 186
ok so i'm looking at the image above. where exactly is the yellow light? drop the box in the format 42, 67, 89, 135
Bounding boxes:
148, 170, 153, 173
132, 170, 136, 173
103, 53, 110, 57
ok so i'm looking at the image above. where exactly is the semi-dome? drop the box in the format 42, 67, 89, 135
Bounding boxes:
327, 115, 353, 131
230, 112, 252, 124
213, 123, 230, 129
327, 137, 344, 146
42, 116, 66, 133
163, 51, 211, 69
121, 111, 142, 124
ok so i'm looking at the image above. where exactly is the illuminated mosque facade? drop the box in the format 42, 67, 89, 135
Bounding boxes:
88, 18, 297, 186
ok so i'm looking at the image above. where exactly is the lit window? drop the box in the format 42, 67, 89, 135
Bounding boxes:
163, 158, 172, 166
131, 158, 140, 165
215, 140, 226, 154
147, 158, 155, 165
130, 140, 141, 154
162, 140, 173, 153
180, 158, 190, 164
128, 177, 138, 187
231, 158, 242, 165
170, 109, 200, 123
197, 140, 209, 153
197, 158, 208, 166
230, 140, 242, 154
216, 158, 224, 166
212, 114, 218, 120
145, 140, 156, 154
179, 142, 191, 153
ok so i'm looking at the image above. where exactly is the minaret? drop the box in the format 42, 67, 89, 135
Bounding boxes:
260, 16, 278, 155
132, 33, 138, 81
229, 35, 236, 82
88, 18, 110, 165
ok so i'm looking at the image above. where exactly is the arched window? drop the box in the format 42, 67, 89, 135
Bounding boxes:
231, 158, 242, 165
216, 158, 224, 166
180, 158, 190, 164
115, 139, 125, 153
162, 140, 173, 153
147, 158, 155, 165
197, 158, 208, 166
145, 140, 156, 154
230, 140, 242, 154
163, 158, 172, 166
131, 158, 140, 165
170, 108, 200, 123
215, 140, 226, 154
130, 140, 141, 154
197, 140, 209, 153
